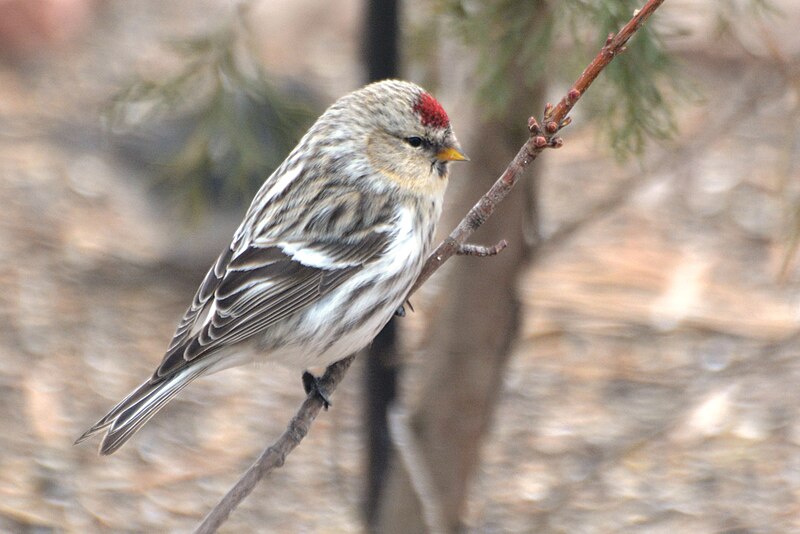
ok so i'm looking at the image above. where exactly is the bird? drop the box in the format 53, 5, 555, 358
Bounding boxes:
75, 79, 467, 454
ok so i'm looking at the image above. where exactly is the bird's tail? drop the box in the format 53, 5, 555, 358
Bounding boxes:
75, 365, 207, 455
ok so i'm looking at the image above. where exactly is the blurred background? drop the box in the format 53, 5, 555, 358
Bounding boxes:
2, 0, 800, 532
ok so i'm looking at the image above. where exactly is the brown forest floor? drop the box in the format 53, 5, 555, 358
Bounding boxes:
1, 1, 800, 532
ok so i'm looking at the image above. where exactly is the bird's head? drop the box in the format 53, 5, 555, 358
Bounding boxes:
318, 80, 467, 196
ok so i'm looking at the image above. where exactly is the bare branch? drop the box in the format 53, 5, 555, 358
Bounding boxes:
194, 1, 666, 530
193, 355, 355, 534
457, 240, 508, 257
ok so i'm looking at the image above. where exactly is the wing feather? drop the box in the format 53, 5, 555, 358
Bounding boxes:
153, 187, 394, 380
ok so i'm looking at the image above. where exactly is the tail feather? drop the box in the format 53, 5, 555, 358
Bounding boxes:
75, 366, 207, 455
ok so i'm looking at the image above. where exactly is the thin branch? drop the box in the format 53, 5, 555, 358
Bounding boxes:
457, 240, 508, 257
194, 1, 666, 530
193, 355, 355, 534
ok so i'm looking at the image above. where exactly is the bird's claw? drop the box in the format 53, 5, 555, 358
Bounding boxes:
302, 371, 332, 409
394, 299, 414, 317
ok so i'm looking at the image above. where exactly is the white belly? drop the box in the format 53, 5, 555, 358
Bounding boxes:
254, 204, 435, 370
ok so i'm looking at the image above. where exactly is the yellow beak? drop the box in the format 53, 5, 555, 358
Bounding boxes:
436, 145, 469, 162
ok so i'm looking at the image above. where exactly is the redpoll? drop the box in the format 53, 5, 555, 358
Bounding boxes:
76, 79, 466, 454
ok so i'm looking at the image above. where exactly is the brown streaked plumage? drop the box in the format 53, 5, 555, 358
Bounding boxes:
76, 80, 466, 454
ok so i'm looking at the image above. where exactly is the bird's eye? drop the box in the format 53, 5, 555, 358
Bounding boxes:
405, 136, 423, 148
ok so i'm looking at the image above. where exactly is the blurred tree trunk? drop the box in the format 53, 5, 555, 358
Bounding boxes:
361, 0, 401, 528
374, 77, 544, 531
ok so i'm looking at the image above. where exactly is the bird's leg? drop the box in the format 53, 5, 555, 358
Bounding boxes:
394, 299, 414, 317
302, 371, 332, 409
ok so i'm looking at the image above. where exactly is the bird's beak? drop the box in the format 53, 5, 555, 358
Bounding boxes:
436, 143, 469, 162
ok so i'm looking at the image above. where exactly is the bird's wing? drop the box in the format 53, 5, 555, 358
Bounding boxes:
153, 187, 396, 379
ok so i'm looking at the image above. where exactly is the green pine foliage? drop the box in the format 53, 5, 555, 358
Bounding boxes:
439, 0, 681, 159
108, 6, 317, 217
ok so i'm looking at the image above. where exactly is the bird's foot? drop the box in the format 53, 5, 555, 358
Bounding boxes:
394, 299, 414, 317
302, 371, 332, 410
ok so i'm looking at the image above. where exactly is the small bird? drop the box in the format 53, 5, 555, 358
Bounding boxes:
76, 80, 466, 454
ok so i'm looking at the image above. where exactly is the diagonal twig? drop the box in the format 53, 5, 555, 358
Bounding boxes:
194, 355, 355, 534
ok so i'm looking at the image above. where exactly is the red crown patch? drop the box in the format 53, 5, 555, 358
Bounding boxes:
413, 92, 450, 129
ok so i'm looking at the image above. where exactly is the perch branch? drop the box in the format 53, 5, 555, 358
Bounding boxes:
193, 355, 355, 534
194, 1, 666, 531
457, 240, 508, 257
